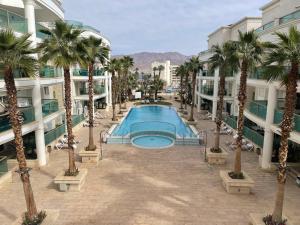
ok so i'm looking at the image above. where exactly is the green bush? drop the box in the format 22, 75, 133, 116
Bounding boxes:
22, 211, 46, 225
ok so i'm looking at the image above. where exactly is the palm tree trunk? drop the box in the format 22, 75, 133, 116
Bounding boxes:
234, 60, 248, 175
124, 72, 128, 109
188, 73, 196, 121
64, 68, 77, 174
111, 72, 117, 121
184, 74, 189, 111
180, 75, 184, 109
214, 69, 225, 150
272, 63, 298, 222
87, 63, 96, 151
4, 67, 38, 220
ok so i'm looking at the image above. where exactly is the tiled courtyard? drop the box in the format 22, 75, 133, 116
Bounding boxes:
0, 101, 299, 225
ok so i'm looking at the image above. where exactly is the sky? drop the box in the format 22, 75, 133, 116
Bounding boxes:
63, 0, 270, 56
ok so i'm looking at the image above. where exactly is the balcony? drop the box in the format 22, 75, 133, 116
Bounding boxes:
42, 99, 59, 117
249, 68, 265, 80
72, 114, 85, 127
73, 69, 105, 77
0, 107, 35, 133
36, 23, 50, 39
279, 10, 300, 25
274, 110, 300, 133
202, 70, 214, 77
223, 116, 264, 147
0, 9, 28, 34
248, 101, 267, 120
255, 21, 275, 34
79, 85, 105, 95
40, 66, 63, 78
201, 86, 214, 96
44, 123, 65, 145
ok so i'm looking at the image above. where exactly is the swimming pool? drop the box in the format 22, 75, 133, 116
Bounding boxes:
112, 105, 195, 138
107, 105, 200, 148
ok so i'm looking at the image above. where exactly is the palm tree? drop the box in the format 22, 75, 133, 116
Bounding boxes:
105, 58, 119, 121
39, 21, 83, 175
185, 57, 202, 121
175, 65, 186, 110
115, 59, 123, 113
81, 36, 109, 151
121, 56, 134, 108
128, 73, 138, 100
154, 65, 165, 99
263, 26, 300, 223
184, 62, 190, 111
209, 42, 238, 151
157, 65, 165, 79
0, 30, 40, 221
153, 66, 158, 79
231, 30, 264, 178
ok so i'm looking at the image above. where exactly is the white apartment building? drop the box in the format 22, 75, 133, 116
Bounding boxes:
0, 0, 111, 177
151, 60, 179, 87
196, 0, 300, 170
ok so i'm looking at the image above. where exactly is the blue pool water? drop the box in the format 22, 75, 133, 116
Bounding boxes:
132, 135, 174, 149
112, 106, 195, 137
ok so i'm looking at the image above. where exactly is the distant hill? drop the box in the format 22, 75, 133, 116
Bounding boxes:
113, 52, 190, 73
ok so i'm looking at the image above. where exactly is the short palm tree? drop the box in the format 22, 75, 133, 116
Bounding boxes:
155, 65, 165, 98
121, 56, 134, 108
186, 57, 202, 121
153, 66, 158, 78
39, 21, 83, 175
105, 58, 119, 121
0, 29, 40, 221
209, 42, 238, 151
175, 65, 186, 110
81, 36, 109, 151
263, 26, 300, 223
232, 30, 264, 177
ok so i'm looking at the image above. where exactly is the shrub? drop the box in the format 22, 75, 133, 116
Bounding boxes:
22, 211, 46, 225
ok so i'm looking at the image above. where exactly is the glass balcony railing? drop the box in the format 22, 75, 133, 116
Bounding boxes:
0, 156, 8, 174
73, 69, 105, 77
201, 86, 214, 96
0, 107, 35, 133
249, 68, 265, 80
202, 70, 214, 77
280, 10, 300, 25
223, 116, 264, 147
79, 85, 105, 95
72, 114, 85, 127
248, 101, 267, 120
40, 66, 63, 78
42, 99, 59, 117
36, 23, 50, 39
274, 110, 300, 133
255, 21, 275, 34
44, 123, 65, 145
0, 9, 28, 33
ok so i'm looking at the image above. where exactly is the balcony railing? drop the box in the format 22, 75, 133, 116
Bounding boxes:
280, 10, 300, 25
36, 23, 50, 39
202, 70, 214, 77
0, 9, 28, 33
223, 116, 264, 147
42, 99, 59, 117
201, 86, 214, 96
44, 123, 65, 145
72, 114, 85, 127
73, 69, 105, 77
255, 21, 275, 34
40, 66, 62, 78
0, 107, 35, 133
274, 110, 300, 133
79, 85, 105, 95
249, 68, 265, 80
248, 101, 267, 120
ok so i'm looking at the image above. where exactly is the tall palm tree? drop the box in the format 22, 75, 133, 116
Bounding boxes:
105, 58, 119, 121
115, 59, 123, 113
209, 42, 238, 151
153, 66, 158, 79
121, 56, 134, 108
81, 36, 109, 151
184, 62, 189, 111
0, 30, 40, 221
157, 65, 165, 79
39, 21, 83, 175
231, 30, 264, 178
186, 57, 202, 121
175, 65, 186, 110
263, 26, 300, 223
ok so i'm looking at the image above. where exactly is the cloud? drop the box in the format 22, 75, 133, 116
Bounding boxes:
63, 0, 269, 55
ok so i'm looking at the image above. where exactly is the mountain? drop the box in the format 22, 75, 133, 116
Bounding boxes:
113, 52, 190, 73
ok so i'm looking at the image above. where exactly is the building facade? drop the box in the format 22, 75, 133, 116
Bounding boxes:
0, 0, 111, 172
151, 60, 179, 87
196, 0, 300, 169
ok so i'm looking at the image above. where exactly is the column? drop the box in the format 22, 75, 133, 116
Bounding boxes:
24, 0, 47, 166
212, 68, 219, 121
261, 84, 277, 169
